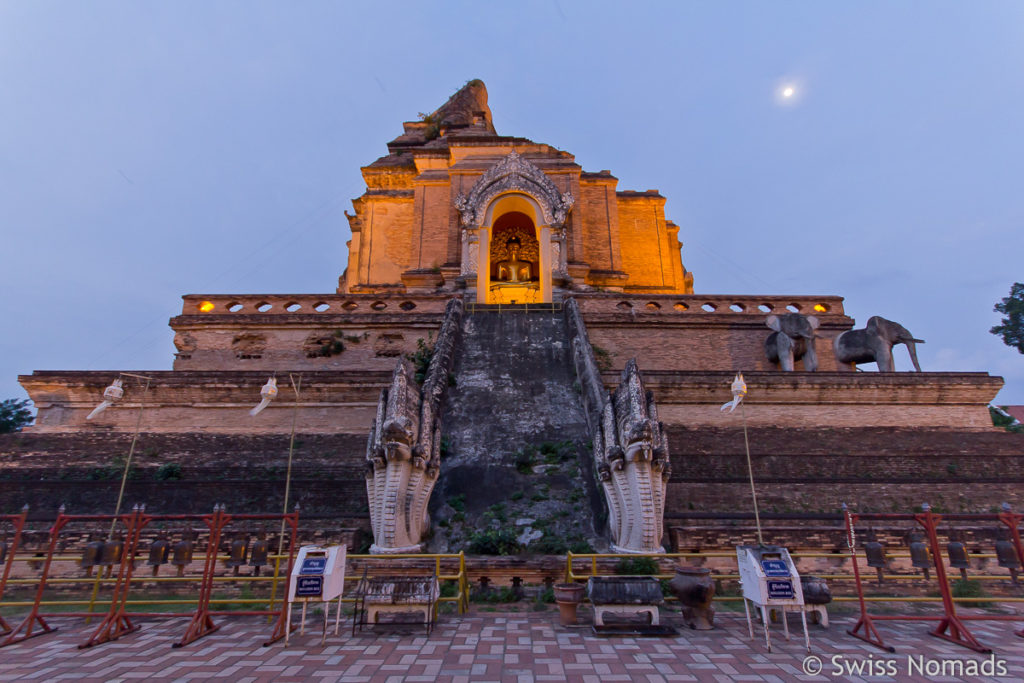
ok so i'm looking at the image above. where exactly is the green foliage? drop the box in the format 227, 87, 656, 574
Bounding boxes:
484, 503, 507, 524
406, 336, 435, 383
590, 344, 613, 372
951, 579, 991, 607
474, 586, 520, 603
467, 528, 521, 555
569, 539, 595, 554
540, 440, 575, 464
537, 587, 555, 603
154, 463, 183, 481
991, 282, 1024, 354
514, 448, 537, 474
439, 580, 459, 598
614, 557, 660, 575
530, 534, 568, 554
439, 436, 452, 458
530, 491, 549, 502
510, 490, 525, 501
0, 399, 32, 434
447, 494, 466, 513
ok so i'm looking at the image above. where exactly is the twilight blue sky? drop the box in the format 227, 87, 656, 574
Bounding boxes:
1, 1, 1023, 406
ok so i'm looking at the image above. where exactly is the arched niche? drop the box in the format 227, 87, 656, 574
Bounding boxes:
478, 195, 551, 303
454, 152, 574, 304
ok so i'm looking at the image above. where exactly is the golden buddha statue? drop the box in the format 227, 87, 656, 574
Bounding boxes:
495, 237, 533, 283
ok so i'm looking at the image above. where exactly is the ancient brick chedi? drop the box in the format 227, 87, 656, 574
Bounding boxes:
9, 80, 1021, 548
340, 79, 693, 302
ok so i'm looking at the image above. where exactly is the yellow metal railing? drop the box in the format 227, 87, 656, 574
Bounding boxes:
563, 552, 1024, 604
0, 551, 471, 618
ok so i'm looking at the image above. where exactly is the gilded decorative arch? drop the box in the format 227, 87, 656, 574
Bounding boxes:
454, 151, 574, 228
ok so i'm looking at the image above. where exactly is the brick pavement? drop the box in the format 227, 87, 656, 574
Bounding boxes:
0, 609, 1020, 682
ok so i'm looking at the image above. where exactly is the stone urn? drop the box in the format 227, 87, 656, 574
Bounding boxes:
553, 583, 585, 626
801, 575, 832, 605
667, 566, 715, 630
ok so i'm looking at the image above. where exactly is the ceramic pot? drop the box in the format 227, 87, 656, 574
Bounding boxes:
667, 566, 715, 630
553, 583, 585, 626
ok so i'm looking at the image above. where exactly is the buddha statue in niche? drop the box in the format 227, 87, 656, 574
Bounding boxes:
495, 237, 533, 283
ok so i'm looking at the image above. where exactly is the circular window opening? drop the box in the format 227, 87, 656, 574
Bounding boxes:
227, 302, 243, 313
729, 303, 745, 313
786, 304, 801, 313
645, 302, 661, 311
371, 301, 387, 311
399, 301, 417, 311
198, 301, 215, 313
701, 303, 717, 312
758, 304, 773, 313
256, 302, 272, 313
341, 301, 358, 311
285, 303, 302, 312
813, 303, 829, 313
313, 302, 330, 312
673, 302, 688, 311
616, 301, 633, 311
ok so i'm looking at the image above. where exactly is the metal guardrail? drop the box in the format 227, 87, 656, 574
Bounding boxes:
564, 551, 1024, 604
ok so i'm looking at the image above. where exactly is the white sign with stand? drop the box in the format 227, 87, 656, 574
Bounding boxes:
736, 544, 810, 652
286, 544, 347, 644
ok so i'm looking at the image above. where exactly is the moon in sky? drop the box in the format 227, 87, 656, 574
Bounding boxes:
782, 86, 795, 98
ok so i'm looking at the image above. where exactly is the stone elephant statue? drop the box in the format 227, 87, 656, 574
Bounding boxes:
834, 316, 924, 372
765, 313, 820, 371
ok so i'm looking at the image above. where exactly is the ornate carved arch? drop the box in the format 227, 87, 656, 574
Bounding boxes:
454, 152, 574, 227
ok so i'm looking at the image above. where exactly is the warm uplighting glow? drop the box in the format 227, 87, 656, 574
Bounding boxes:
199, 301, 215, 312
813, 304, 827, 313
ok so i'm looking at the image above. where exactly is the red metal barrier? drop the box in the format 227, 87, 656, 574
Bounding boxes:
0, 506, 65, 647
0, 505, 300, 650
0, 507, 29, 636
80, 506, 151, 648
845, 503, 1024, 654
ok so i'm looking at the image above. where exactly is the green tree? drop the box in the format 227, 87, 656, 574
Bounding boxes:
0, 399, 33, 433
991, 283, 1024, 354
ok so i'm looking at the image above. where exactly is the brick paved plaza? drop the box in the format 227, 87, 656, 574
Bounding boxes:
0, 608, 1021, 682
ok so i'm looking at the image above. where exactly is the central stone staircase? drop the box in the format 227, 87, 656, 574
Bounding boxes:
429, 307, 605, 554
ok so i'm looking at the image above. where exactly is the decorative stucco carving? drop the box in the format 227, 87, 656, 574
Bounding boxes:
365, 298, 463, 553
593, 359, 670, 554
454, 152, 574, 228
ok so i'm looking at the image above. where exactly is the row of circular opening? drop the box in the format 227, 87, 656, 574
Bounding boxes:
197, 300, 418, 314
615, 301, 830, 314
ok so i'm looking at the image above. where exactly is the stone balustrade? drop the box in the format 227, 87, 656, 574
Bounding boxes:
179, 293, 453, 317
573, 294, 847, 317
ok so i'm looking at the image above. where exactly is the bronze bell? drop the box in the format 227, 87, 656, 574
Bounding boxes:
81, 537, 104, 577
225, 535, 249, 576
171, 533, 194, 577
863, 531, 887, 584
248, 536, 269, 576
946, 532, 970, 581
100, 537, 124, 578
147, 537, 170, 576
908, 530, 931, 581
995, 531, 1021, 584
